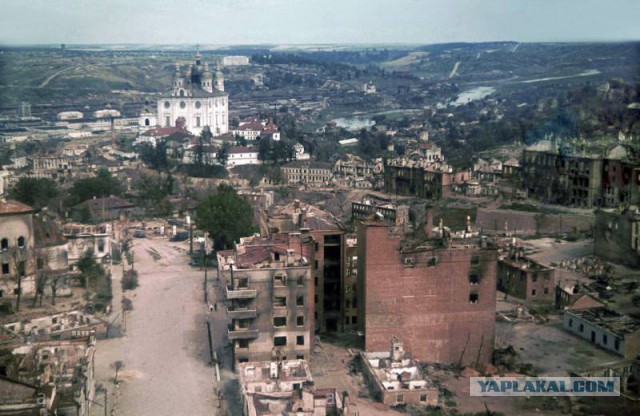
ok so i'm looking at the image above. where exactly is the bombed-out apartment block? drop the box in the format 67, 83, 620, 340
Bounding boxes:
0, 199, 36, 303
351, 200, 410, 228
217, 233, 314, 365
564, 307, 640, 359
357, 220, 497, 366
497, 246, 556, 302
236, 359, 343, 416
594, 207, 640, 268
361, 338, 438, 407
63, 223, 112, 264
260, 201, 349, 333
521, 140, 640, 208
0, 336, 96, 416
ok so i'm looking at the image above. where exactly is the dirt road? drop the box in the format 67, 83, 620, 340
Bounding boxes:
92, 237, 217, 416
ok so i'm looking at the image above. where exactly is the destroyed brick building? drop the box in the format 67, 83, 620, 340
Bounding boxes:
497, 245, 556, 302
236, 359, 342, 416
217, 234, 314, 364
260, 201, 349, 333
521, 140, 640, 208
361, 338, 438, 407
0, 336, 96, 416
356, 220, 497, 366
594, 207, 640, 268
351, 200, 410, 228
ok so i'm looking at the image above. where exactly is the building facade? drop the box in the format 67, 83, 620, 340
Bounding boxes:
0, 199, 36, 303
357, 221, 497, 366
594, 208, 640, 268
497, 251, 556, 302
281, 162, 333, 186
564, 308, 640, 359
217, 234, 315, 364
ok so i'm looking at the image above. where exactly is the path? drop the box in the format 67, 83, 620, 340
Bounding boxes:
38, 66, 77, 88
449, 61, 461, 78
92, 237, 217, 415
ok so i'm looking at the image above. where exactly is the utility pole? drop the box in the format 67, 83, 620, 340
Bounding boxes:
187, 215, 193, 256
204, 233, 208, 304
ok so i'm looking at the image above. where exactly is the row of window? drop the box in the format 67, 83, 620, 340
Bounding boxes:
273, 295, 305, 307
1, 237, 26, 251
395, 394, 429, 403
273, 316, 305, 327
568, 318, 621, 350
274, 335, 305, 347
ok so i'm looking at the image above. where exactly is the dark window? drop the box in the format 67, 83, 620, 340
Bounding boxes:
469, 273, 479, 284
97, 239, 105, 253
314, 260, 319, 270
569, 318, 573, 328
314, 277, 318, 286
531, 273, 538, 282
296, 336, 304, 346
352, 316, 358, 324
37, 257, 45, 270
296, 295, 304, 306
428, 257, 437, 267
17, 236, 25, 248
396, 394, 404, 403
352, 298, 357, 308
273, 317, 286, 327
544, 287, 549, 294
296, 354, 304, 360
469, 293, 479, 303
296, 316, 304, 326
1, 262, 9, 275
579, 323, 584, 332
345, 317, 350, 324
602, 334, 608, 345
297, 276, 304, 286
0, 238, 7, 251
274, 336, 287, 347
238, 340, 249, 348
471, 255, 480, 265
420, 394, 427, 402
274, 296, 286, 307
531, 289, 537, 296
615, 338, 620, 350
238, 357, 249, 363
314, 295, 318, 303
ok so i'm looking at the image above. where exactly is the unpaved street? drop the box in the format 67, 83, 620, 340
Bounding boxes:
92, 237, 217, 416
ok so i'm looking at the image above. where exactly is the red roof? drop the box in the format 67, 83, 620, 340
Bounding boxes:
0, 199, 34, 215
229, 146, 257, 154
141, 127, 188, 137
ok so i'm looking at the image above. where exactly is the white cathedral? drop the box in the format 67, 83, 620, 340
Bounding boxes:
139, 52, 229, 136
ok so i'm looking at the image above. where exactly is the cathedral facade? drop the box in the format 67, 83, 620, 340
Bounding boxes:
144, 52, 228, 136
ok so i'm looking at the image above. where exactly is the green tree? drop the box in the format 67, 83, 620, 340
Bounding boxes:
9, 178, 59, 210
216, 143, 230, 166
195, 184, 255, 250
77, 249, 105, 289
67, 169, 122, 206
138, 140, 171, 170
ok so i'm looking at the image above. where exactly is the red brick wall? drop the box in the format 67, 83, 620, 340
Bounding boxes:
358, 223, 496, 366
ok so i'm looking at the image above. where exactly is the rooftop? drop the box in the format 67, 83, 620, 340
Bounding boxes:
0, 199, 34, 215
237, 360, 311, 384
568, 307, 640, 336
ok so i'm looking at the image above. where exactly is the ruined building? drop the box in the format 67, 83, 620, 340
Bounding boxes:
361, 338, 439, 407
497, 244, 556, 302
357, 219, 497, 366
236, 359, 342, 416
0, 199, 36, 304
521, 140, 640, 208
260, 201, 349, 333
217, 234, 314, 365
594, 207, 640, 268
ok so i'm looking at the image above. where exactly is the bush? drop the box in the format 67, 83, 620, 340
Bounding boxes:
122, 270, 139, 291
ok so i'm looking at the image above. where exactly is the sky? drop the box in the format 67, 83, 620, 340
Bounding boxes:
0, 0, 639, 45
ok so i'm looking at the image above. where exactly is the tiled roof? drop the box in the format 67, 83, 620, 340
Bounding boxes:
0, 199, 34, 215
